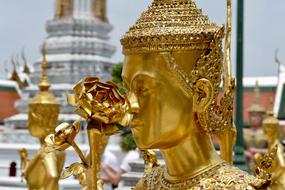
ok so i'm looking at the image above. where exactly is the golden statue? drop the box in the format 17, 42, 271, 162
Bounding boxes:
119, 0, 271, 189
262, 110, 285, 189
19, 46, 65, 190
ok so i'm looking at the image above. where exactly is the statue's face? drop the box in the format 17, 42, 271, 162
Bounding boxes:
122, 53, 196, 149
28, 104, 59, 140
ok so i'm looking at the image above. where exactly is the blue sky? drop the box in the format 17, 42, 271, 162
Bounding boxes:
0, 0, 284, 79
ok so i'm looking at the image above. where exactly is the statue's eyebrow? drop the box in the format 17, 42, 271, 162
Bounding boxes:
131, 74, 158, 87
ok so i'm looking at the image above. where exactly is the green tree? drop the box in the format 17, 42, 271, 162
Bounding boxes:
112, 63, 125, 94
112, 63, 123, 84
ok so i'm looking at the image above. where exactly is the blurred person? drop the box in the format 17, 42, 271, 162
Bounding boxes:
101, 149, 118, 190
101, 129, 139, 186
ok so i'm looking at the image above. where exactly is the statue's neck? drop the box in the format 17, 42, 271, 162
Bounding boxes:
160, 127, 221, 179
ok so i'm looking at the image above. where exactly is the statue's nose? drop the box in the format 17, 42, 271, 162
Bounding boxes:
128, 92, 139, 114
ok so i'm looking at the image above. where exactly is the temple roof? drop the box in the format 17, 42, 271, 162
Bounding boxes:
0, 80, 21, 122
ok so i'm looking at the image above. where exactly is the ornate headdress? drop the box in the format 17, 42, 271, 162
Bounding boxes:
121, 0, 222, 54
121, 0, 234, 135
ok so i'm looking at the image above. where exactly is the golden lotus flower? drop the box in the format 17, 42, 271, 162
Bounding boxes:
61, 162, 87, 180
45, 121, 81, 152
71, 77, 129, 135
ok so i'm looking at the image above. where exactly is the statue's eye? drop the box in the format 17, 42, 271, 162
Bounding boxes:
136, 87, 149, 96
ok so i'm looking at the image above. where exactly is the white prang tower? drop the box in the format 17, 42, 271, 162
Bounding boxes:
4, 0, 116, 143
32, 0, 115, 84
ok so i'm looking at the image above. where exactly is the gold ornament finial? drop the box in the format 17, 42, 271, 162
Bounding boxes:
215, 0, 236, 164
39, 44, 51, 91
223, 0, 233, 90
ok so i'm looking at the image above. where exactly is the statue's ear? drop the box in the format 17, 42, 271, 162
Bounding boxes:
193, 79, 214, 113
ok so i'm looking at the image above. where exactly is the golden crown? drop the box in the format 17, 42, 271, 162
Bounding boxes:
121, 0, 222, 54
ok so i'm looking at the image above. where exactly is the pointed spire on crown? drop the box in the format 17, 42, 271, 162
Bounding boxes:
38, 44, 51, 91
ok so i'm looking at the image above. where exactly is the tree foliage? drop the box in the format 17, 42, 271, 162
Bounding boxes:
111, 62, 125, 94
112, 62, 123, 84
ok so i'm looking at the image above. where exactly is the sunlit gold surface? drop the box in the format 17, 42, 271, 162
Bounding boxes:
140, 163, 269, 190
47, 0, 274, 188
218, 0, 236, 164
44, 77, 128, 190
36, 0, 275, 189
19, 147, 65, 190
123, 51, 267, 190
121, 0, 221, 54
121, 0, 271, 189
45, 121, 93, 190
72, 77, 128, 134
262, 111, 285, 190
141, 150, 159, 175
20, 45, 65, 190
255, 144, 277, 185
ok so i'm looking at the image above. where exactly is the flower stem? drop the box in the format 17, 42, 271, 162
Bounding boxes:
87, 127, 103, 190
69, 140, 88, 166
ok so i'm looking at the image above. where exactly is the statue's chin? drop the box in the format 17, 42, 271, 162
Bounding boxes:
133, 134, 157, 150
134, 136, 172, 150
135, 130, 192, 150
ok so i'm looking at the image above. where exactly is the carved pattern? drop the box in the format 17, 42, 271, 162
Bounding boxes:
121, 0, 221, 54
144, 164, 268, 190
163, 27, 235, 134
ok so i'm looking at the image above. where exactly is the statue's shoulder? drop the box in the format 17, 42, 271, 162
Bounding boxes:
141, 164, 269, 190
